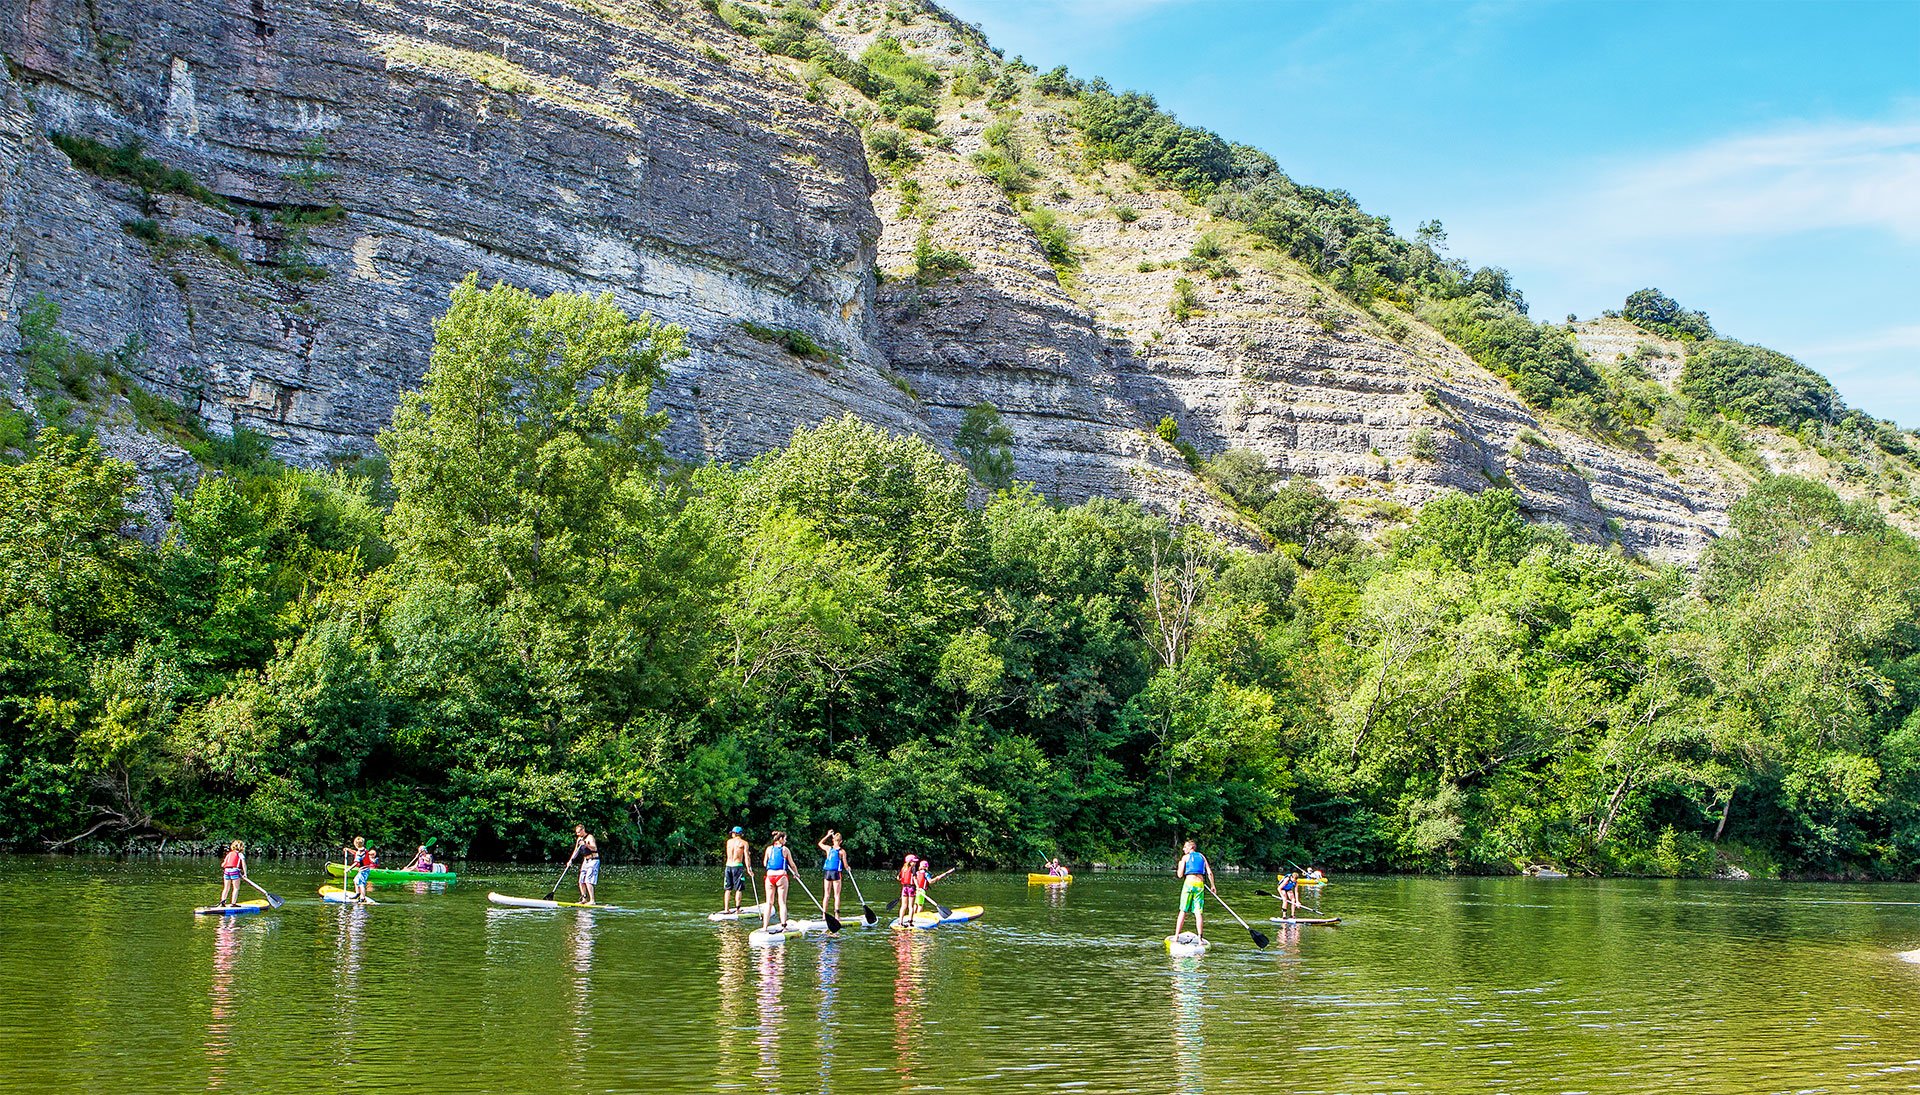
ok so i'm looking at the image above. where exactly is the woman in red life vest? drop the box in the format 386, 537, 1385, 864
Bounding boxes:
219, 840, 248, 906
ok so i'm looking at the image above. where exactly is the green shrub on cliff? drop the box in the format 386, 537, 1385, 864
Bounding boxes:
1679, 340, 1841, 429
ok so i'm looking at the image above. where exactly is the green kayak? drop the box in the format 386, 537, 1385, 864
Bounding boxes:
325, 862, 457, 884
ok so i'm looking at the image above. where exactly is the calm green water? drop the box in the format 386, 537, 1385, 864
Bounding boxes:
3, 858, 1919, 1093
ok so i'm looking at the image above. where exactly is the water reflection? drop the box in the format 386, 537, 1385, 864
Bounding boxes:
753, 939, 787, 1091
568, 911, 596, 1067
205, 916, 241, 1088
1170, 956, 1205, 1095
816, 941, 840, 1094
890, 931, 927, 1084
716, 929, 750, 1089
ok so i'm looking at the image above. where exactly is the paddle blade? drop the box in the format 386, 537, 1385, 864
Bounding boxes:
265, 892, 285, 909
1254, 889, 1276, 898
885, 897, 901, 912
1249, 928, 1269, 949
862, 904, 878, 926
826, 912, 841, 934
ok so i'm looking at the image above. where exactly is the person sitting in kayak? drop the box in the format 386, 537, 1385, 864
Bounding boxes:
219, 839, 248, 907
817, 830, 847, 918
1173, 840, 1214, 942
344, 837, 376, 903
723, 826, 753, 915
405, 845, 433, 872
1278, 871, 1303, 917
1046, 857, 1068, 877
573, 825, 600, 905
761, 831, 791, 931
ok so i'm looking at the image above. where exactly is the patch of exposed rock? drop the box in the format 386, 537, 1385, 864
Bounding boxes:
2, 0, 927, 469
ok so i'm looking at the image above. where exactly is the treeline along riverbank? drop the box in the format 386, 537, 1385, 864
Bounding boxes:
3, 278, 1918, 877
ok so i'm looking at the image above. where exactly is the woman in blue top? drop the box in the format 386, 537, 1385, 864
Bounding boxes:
761, 832, 791, 931
817, 830, 848, 918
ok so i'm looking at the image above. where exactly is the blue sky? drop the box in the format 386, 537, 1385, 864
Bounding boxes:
941, 0, 1920, 426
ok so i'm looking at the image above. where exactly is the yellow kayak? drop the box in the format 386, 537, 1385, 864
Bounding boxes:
1279, 875, 1328, 887
1027, 873, 1072, 884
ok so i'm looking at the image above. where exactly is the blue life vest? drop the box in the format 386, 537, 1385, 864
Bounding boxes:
1179, 852, 1206, 878
824, 847, 843, 872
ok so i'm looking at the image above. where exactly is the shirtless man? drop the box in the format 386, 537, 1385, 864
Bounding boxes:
722, 826, 754, 914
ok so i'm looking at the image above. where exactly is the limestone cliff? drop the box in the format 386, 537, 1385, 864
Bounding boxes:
2, 0, 926, 473
2, 0, 1906, 564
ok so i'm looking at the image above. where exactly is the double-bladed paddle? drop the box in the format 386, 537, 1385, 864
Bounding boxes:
1209, 886, 1268, 949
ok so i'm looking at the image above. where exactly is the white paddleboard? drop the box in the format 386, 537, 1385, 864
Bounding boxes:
1165, 933, 1211, 957
487, 892, 617, 910
748, 921, 817, 946
707, 902, 770, 921
321, 887, 378, 905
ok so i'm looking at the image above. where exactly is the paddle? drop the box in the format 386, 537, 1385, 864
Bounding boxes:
1256, 881, 1312, 916
1208, 886, 1269, 949
544, 848, 580, 902
243, 877, 284, 909
845, 868, 878, 926
788, 866, 841, 934
889, 868, 955, 922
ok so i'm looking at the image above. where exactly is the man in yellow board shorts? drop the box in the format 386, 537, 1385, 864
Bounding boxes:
1173, 839, 1215, 941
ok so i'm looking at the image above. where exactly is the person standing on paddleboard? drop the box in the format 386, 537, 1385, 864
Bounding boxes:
218, 840, 248, 907
910, 857, 955, 919
573, 825, 600, 905
1173, 840, 1214, 941
344, 837, 375, 903
1278, 871, 1303, 917
818, 831, 848, 918
723, 826, 754, 915
896, 854, 919, 924
761, 831, 792, 930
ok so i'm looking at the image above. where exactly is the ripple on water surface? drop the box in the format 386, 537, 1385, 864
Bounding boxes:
1, 861, 1918, 1093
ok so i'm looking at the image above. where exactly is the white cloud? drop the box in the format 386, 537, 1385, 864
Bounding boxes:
1457, 112, 1920, 269
1588, 117, 1920, 243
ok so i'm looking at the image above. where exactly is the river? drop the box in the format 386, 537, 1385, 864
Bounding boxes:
1, 857, 1916, 1093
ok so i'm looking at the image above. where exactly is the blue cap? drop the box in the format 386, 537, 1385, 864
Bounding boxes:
731, 826, 744, 833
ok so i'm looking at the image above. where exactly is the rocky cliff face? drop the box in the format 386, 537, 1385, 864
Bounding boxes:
2, 0, 928, 473
2, 0, 1888, 564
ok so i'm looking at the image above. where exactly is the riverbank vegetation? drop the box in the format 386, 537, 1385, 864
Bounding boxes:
4, 277, 1918, 879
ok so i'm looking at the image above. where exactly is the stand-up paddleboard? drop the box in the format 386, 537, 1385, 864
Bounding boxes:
892, 905, 985, 930
1269, 916, 1340, 926
487, 892, 618, 910
321, 886, 379, 905
1165, 933, 1211, 957
749, 921, 818, 946
326, 862, 456, 884
193, 900, 269, 916
707, 902, 771, 922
